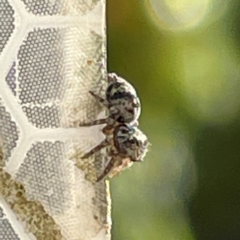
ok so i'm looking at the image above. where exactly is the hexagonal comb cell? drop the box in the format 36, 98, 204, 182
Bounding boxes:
22, 105, 60, 128
0, 218, 20, 240
20, 0, 100, 16
0, 206, 4, 218
0, 98, 19, 164
16, 141, 72, 215
5, 62, 17, 97
0, 0, 14, 54
16, 27, 106, 129
18, 29, 65, 105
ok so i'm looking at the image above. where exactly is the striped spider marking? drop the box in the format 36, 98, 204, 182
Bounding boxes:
80, 73, 141, 130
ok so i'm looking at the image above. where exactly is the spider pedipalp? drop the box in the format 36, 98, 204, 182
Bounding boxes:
82, 123, 149, 181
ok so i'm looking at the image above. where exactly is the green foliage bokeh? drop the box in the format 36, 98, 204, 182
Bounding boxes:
107, 1, 240, 240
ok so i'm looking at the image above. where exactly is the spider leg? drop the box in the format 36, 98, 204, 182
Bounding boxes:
102, 123, 116, 135
89, 91, 108, 107
96, 157, 116, 182
82, 139, 109, 159
79, 118, 108, 126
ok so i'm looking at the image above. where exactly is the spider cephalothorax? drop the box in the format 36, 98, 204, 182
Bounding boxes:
82, 123, 149, 181
80, 73, 141, 128
114, 124, 149, 162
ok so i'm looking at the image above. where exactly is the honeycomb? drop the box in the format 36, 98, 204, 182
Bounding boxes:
5, 62, 17, 97
0, 99, 19, 164
22, 105, 60, 128
0, 163, 63, 240
18, 29, 65, 105
0, 0, 110, 240
0, 1, 14, 53
0, 218, 20, 240
20, 0, 100, 16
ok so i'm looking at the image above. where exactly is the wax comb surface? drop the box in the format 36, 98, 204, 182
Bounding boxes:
0, 0, 110, 239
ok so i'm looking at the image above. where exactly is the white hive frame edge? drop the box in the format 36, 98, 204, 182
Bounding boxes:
0, 0, 111, 240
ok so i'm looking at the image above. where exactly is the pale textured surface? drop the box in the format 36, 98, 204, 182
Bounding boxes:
0, 0, 110, 239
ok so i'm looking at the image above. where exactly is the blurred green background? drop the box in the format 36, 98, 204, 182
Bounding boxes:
107, 0, 240, 240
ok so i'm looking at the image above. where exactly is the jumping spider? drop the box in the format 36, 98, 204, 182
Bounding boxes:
80, 73, 141, 130
80, 73, 148, 181
82, 123, 149, 181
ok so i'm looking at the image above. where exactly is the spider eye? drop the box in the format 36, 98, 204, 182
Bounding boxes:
118, 125, 129, 134
121, 129, 128, 134
129, 139, 136, 144
117, 116, 125, 123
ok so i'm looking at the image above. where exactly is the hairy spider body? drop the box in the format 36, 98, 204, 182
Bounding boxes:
82, 123, 149, 181
80, 73, 141, 128
79, 73, 149, 181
